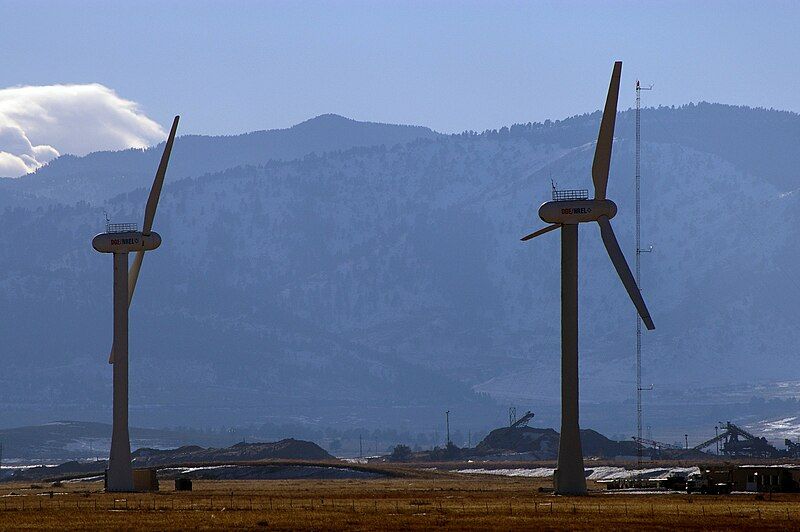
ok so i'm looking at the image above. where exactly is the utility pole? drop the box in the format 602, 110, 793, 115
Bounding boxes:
635, 79, 653, 467
445, 411, 451, 446
685, 434, 689, 450
359, 434, 363, 459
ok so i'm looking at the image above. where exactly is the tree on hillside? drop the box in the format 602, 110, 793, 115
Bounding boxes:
389, 444, 413, 462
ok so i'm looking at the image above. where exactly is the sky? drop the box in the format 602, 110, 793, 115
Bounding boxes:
1, 0, 799, 164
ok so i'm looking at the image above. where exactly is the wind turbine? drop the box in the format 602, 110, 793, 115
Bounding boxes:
521, 62, 654, 495
92, 116, 179, 491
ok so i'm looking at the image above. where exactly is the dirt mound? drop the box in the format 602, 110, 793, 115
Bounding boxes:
132, 439, 334, 466
580, 429, 638, 458
474, 427, 639, 459
474, 427, 560, 459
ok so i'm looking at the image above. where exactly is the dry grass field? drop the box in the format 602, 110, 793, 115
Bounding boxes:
2, 473, 800, 530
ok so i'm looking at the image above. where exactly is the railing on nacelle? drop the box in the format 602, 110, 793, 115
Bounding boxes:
552, 189, 589, 201
105, 222, 139, 234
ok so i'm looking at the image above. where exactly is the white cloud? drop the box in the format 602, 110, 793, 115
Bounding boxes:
0, 84, 165, 177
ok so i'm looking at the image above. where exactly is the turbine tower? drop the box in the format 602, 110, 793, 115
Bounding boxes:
93, 116, 179, 491
521, 62, 654, 495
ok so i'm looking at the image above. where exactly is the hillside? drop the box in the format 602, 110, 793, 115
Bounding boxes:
0, 114, 439, 204
1, 104, 799, 438
0, 421, 245, 460
131, 439, 333, 466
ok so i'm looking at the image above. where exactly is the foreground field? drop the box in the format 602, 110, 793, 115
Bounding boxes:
2, 475, 800, 530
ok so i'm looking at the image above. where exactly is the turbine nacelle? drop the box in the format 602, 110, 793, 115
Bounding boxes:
92, 231, 162, 254
538, 199, 617, 225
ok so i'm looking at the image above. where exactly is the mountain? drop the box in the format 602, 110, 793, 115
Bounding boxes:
0, 114, 439, 204
1, 104, 800, 442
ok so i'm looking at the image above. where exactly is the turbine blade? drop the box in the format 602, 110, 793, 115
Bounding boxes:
521, 224, 560, 241
108, 251, 144, 364
128, 250, 145, 305
597, 216, 654, 330
143, 115, 179, 234
591, 61, 622, 200
108, 117, 177, 365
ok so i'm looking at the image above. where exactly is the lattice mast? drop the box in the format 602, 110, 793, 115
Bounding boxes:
635, 80, 652, 466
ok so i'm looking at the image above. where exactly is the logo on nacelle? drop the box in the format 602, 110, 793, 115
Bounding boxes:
110, 237, 140, 246
561, 207, 592, 215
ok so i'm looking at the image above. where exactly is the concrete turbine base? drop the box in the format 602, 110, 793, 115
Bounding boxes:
554, 223, 587, 495
107, 252, 134, 492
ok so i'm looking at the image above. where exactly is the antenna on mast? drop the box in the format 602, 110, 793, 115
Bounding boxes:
635, 79, 653, 467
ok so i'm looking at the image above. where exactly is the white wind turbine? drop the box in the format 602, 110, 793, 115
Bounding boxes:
92, 116, 179, 491
521, 62, 654, 495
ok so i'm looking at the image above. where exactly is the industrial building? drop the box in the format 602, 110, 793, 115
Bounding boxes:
690, 465, 800, 493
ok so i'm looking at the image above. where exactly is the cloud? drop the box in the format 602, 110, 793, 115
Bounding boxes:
0, 84, 165, 177
0, 124, 60, 176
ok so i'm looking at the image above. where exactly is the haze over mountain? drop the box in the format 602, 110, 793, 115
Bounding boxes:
1, 107, 799, 442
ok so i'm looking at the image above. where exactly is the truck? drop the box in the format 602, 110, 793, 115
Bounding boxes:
686, 468, 733, 494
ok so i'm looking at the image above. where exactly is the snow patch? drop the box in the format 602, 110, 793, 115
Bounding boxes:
456, 466, 699, 481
